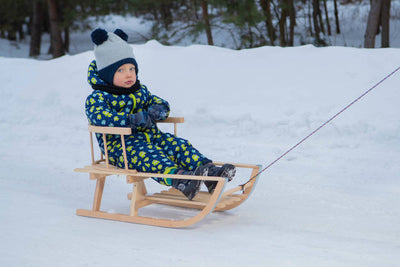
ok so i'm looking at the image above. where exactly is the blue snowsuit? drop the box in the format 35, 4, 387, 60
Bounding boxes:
85, 61, 210, 185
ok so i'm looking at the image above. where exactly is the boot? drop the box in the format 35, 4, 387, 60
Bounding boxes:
204, 163, 236, 193
171, 165, 209, 200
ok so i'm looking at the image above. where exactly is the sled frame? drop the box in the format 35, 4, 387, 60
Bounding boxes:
75, 117, 260, 228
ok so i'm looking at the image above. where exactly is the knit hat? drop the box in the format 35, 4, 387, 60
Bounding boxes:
91, 28, 138, 85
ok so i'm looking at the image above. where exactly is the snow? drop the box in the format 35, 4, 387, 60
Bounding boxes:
1, 41, 400, 266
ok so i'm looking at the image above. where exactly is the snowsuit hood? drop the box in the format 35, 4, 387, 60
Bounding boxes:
87, 60, 141, 95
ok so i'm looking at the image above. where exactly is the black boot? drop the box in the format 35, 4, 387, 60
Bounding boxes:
171, 165, 209, 200
204, 163, 236, 193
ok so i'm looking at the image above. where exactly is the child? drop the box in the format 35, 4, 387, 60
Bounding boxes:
85, 28, 236, 200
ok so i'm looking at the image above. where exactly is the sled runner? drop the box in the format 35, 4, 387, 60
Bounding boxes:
75, 117, 260, 228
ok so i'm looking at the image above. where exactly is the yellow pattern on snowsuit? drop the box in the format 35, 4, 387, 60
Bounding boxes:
85, 61, 209, 186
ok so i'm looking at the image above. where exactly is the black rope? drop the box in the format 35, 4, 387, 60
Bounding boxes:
241, 66, 400, 189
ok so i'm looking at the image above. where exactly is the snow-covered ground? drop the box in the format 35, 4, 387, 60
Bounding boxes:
1, 39, 400, 266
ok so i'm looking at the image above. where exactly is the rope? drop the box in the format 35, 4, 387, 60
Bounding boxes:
241, 66, 400, 189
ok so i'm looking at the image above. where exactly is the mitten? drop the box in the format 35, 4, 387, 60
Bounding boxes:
148, 104, 169, 121
128, 111, 154, 129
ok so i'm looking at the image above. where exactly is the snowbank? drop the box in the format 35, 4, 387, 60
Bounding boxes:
1, 42, 399, 266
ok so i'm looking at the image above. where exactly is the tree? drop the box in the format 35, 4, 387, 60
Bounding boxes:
364, 0, 391, 48
287, 0, 296, 46
278, 0, 288, 46
364, 0, 382, 48
201, 0, 214, 45
312, 0, 321, 36
381, 0, 391, 47
215, 0, 265, 48
47, 0, 64, 57
259, 0, 276, 45
333, 0, 341, 34
323, 0, 331, 36
0, 0, 30, 41
312, 0, 327, 46
30, 0, 43, 57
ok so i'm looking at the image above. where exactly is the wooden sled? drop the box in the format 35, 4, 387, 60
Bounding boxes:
75, 117, 260, 228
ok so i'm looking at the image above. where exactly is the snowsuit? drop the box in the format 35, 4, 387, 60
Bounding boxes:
85, 61, 210, 185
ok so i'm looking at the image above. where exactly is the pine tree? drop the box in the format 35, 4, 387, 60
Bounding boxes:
30, 0, 44, 57
47, 0, 64, 57
364, 0, 383, 48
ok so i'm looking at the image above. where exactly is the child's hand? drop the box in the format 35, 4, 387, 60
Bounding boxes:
148, 104, 168, 121
128, 111, 155, 129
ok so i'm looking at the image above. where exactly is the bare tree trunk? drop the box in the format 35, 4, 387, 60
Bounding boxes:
47, 0, 64, 57
381, 0, 391, 47
323, 0, 331, 35
333, 0, 341, 34
312, 0, 322, 40
317, 1, 325, 34
279, 3, 287, 47
30, 0, 43, 57
308, 0, 314, 36
364, 0, 382, 48
259, 0, 275, 45
287, 0, 296, 46
200, 0, 214, 45
244, 0, 256, 48
312, 0, 320, 36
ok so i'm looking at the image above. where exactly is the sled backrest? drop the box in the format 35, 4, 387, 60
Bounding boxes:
88, 117, 184, 170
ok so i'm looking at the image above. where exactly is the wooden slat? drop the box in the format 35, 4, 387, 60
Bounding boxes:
154, 190, 211, 202
126, 175, 146, 183
88, 118, 183, 135
146, 196, 208, 207
157, 117, 184, 123
89, 132, 95, 164
126, 173, 225, 182
76, 209, 202, 228
92, 177, 106, 211
221, 186, 243, 197
213, 162, 259, 169
102, 133, 109, 168
88, 125, 132, 135
215, 195, 247, 211
130, 181, 146, 216
76, 165, 224, 181
148, 190, 244, 211
121, 134, 129, 170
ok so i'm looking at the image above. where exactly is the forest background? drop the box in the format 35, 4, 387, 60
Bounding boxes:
0, 0, 398, 59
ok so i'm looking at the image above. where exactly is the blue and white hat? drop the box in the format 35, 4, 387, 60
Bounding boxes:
91, 28, 138, 85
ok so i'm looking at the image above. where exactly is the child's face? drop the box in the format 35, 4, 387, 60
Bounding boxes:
113, 63, 137, 88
